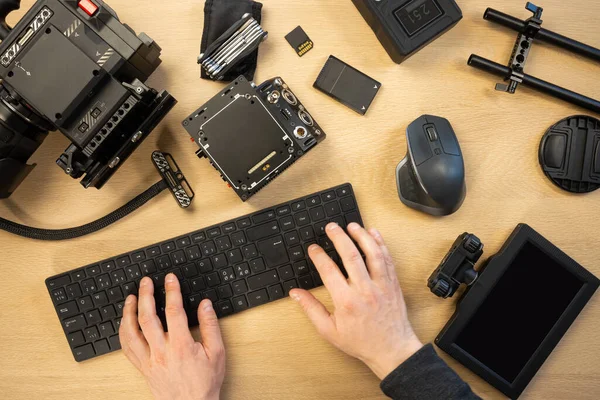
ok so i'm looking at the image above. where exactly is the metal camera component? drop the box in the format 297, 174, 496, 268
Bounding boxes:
293, 126, 308, 139
298, 109, 314, 126
428, 233, 483, 298
0, 0, 175, 198
282, 88, 297, 105
267, 90, 280, 104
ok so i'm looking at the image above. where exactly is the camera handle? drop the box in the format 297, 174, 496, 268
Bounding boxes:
0, 0, 20, 41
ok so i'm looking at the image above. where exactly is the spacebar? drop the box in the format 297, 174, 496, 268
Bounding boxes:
247, 221, 280, 241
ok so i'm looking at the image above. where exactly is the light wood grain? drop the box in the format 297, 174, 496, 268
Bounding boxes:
1, 0, 599, 399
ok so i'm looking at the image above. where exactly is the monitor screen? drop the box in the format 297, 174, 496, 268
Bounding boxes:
455, 241, 584, 383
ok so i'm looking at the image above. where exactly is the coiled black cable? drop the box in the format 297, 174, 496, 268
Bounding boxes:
0, 180, 168, 241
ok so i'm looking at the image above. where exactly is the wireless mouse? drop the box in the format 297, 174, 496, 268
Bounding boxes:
396, 115, 466, 216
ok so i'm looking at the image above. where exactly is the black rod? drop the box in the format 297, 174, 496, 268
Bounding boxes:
468, 55, 600, 114
483, 8, 600, 63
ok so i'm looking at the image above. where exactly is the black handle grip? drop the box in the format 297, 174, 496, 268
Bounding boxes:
0, 0, 20, 41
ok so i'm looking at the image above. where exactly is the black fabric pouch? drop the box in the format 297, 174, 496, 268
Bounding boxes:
200, 0, 263, 81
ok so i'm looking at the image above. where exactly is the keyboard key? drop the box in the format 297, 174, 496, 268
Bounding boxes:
107, 287, 123, 303
215, 236, 232, 251
51, 288, 68, 304
232, 295, 249, 312
212, 254, 227, 269
307, 195, 321, 206
217, 284, 233, 299
269, 284, 284, 300
109, 335, 122, 350
146, 246, 161, 258
85, 309, 102, 325
223, 223, 236, 233
312, 271, 324, 286
325, 201, 341, 217
183, 263, 199, 278
207, 228, 221, 238
140, 260, 157, 275
205, 272, 220, 287
284, 231, 300, 246
289, 246, 305, 262
294, 211, 310, 226
86, 265, 101, 276
345, 211, 361, 226
122, 282, 137, 296
253, 210, 276, 224
247, 221, 280, 241
78, 296, 93, 312
117, 256, 131, 268
94, 339, 110, 356
71, 270, 86, 281
283, 279, 299, 295
291, 200, 306, 211
181, 281, 191, 295
132, 251, 146, 262
176, 236, 191, 248
48, 275, 70, 289
73, 344, 95, 362
66, 283, 82, 299
85, 326, 100, 341
318, 237, 334, 251
231, 231, 246, 246
185, 245, 202, 261
226, 248, 243, 264
277, 206, 291, 216
331, 216, 346, 229
96, 273, 112, 289
237, 218, 251, 229
247, 270, 280, 291
201, 241, 217, 256
115, 301, 125, 317
172, 250, 187, 266
249, 258, 266, 273
300, 226, 315, 241
219, 267, 236, 282
161, 242, 176, 252
321, 191, 336, 202
68, 331, 86, 348
309, 206, 325, 222
110, 270, 126, 285
315, 221, 328, 236
293, 261, 310, 276
157, 255, 172, 270
280, 216, 295, 231
234, 263, 251, 278
336, 186, 351, 197
279, 265, 294, 280
63, 315, 86, 332
197, 259, 213, 273
258, 236, 289, 267
101, 305, 116, 321
340, 196, 356, 212
188, 294, 202, 311
242, 244, 258, 258
247, 289, 269, 307
100, 261, 116, 273
299, 275, 315, 290
190, 277, 206, 292
152, 273, 166, 287
216, 300, 234, 317
203, 289, 218, 303
92, 291, 108, 307
232, 280, 248, 295
99, 321, 115, 338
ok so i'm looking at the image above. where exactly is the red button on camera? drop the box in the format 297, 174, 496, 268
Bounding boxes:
79, 0, 99, 16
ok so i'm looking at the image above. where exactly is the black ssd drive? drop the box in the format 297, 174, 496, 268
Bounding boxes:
313, 56, 381, 115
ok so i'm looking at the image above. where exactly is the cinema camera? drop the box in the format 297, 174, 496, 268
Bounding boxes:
0, 0, 176, 198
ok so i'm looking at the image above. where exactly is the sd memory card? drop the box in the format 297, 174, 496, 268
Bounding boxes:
285, 26, 313, 57
313, 56, 381, 115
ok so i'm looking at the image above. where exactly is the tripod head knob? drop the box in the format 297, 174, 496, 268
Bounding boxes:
0, 0, 20, 41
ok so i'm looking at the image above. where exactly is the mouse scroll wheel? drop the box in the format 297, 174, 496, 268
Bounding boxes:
426, 127, 438, 142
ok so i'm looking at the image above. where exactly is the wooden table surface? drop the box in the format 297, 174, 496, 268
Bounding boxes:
1, 0, 599, 399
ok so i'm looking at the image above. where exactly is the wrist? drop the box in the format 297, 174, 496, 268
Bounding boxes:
365, 336, 424, 380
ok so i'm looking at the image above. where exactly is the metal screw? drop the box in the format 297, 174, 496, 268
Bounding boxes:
241, 184, 248, 190
297, 150, 303, 156
131, 131, 143, 143
109, 157, 120, 169
183, 120, 189, 126
288, 147, 294, 154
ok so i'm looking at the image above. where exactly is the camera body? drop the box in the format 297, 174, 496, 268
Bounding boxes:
0, 0, 175, 198
428, 232, 483, 298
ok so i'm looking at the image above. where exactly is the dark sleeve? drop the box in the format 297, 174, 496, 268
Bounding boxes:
380, 344, 481, 400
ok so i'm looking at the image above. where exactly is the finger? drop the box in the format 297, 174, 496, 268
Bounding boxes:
347, 223, 389, 281
308, 244, 348, 296
197, 299, 225, 360
326, 223, 370, 283
137, 276, 166, 350
290, 289, 336, 339
119, 295, 149, 369
164, 273, 194, 345
369, 228, 398, 279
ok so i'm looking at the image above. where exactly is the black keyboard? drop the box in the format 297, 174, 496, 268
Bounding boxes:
46, 183, 363, 362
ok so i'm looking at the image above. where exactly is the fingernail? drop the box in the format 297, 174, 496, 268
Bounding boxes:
348, 222, 360, 231
308, 244, 320, 252
326, 222, 340, 231
165, 273, 176, 283
125, 295, 135, 304
203, 300, 213, 311
140, 277, 150, 287
371, 228, 381, 238
290, 292, 300, 301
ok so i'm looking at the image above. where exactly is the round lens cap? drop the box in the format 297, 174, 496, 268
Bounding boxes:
539, 115, 600, 193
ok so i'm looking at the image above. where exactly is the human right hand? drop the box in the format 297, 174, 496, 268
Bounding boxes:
290, 222, 423, 380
